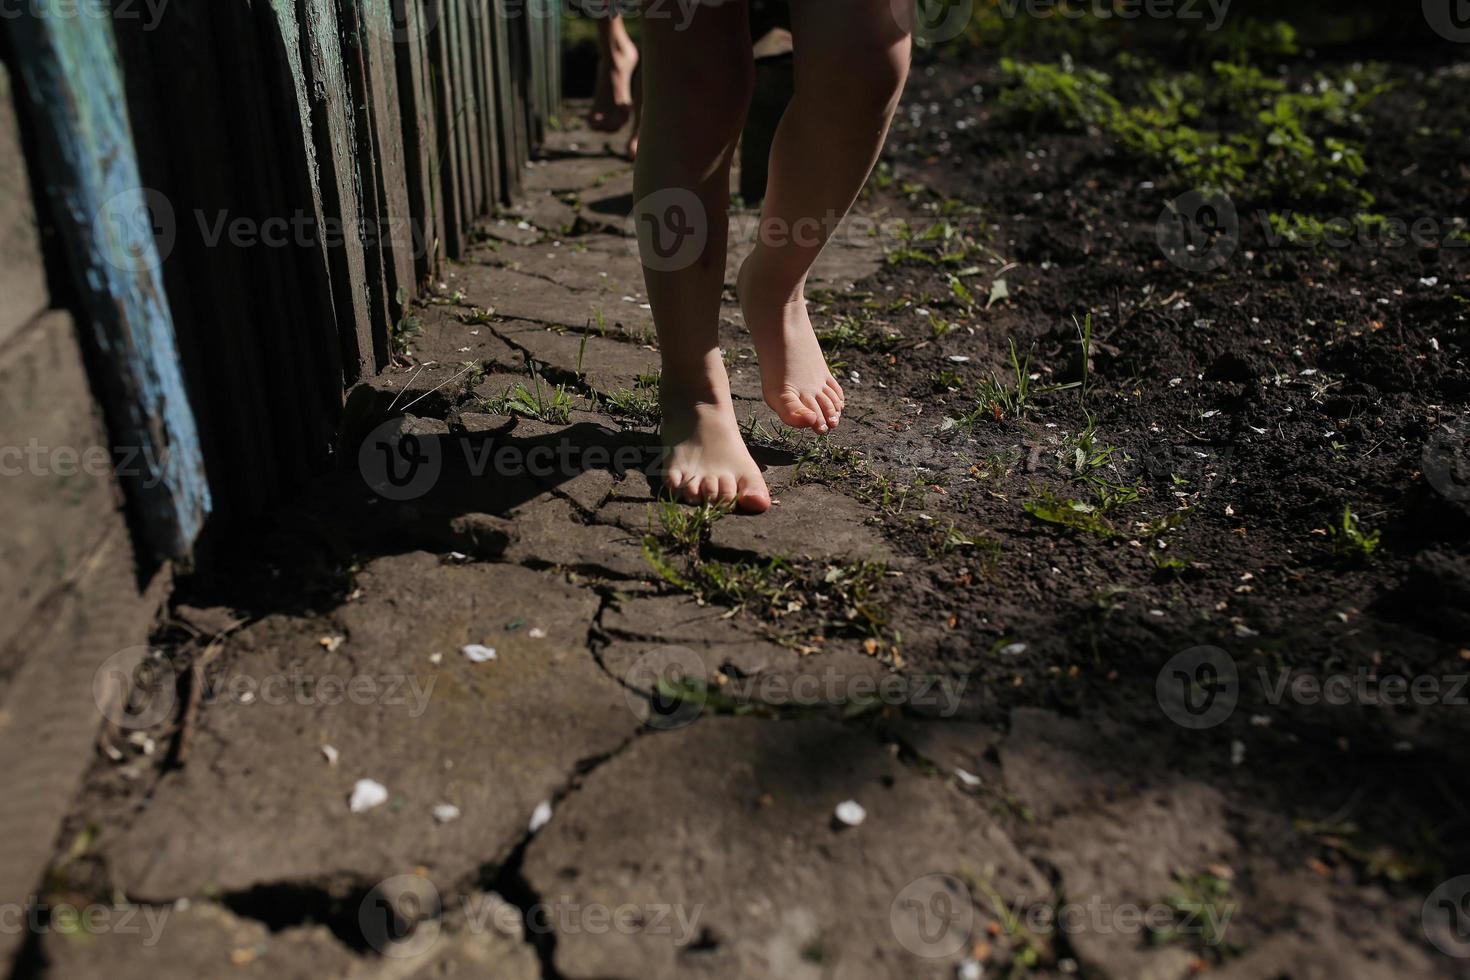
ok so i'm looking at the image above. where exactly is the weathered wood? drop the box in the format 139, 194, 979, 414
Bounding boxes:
299, 0, 379, 379
446, 0, 483, 236
505, 0, 532, 188
392, 0, 442, 281
218, 0, 345, 477
0, 63, 48, 346
109, 0, 284, 528
339, 1, 395, 368
4, 13, 210, 560
470, 0, 503, 209
426, 0, 465, 256
490, 0, 522, 202
361, 2, 420, 320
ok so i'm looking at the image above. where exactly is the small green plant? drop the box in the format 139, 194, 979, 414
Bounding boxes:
998, 55, 1388, 228
1023, 490, 1118, 538
964, 338, 1032, 423
1074, 312, 1094, 402
650, 498, 726, 552
604, 386, 660, 425
459, 307, 497, 325
642, 498, 890, 638
1146, 870, 1239, 959
1329, 504, 1381, 559
483, 364, 574, 423
815, 313, 905, 353
391, 312, 423, 355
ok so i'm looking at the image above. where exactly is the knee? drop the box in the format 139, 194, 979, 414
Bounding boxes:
679, 56, 755, 138
855, 45, 911, 119
648, 43, 753, 139
799, 43, 909, 124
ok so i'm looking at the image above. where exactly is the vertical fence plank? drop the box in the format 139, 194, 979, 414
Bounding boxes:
209, 0, 343, 490
3, 13, 210, 558
338, 4, 394, 367
299, 0, 378, 378
469, 0, 501, 210
451, 0, 482, 225
425, 0, 464, 256
504, 0, 530, 191
393, 0, 441, 282
360, 3, 420, 322
489, 0, 520, 202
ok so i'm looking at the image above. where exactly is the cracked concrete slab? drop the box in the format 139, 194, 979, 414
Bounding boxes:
707, 487, 891, 563
601, 593, 771, 645
452, 262, 653, 336
400, 306, 517, 368
40, 901, 356, 980
602, 638, 894, 714
503, 493, 655, 581
998, 710, 1240, 979
105, 555, 639, 900
522, 717, 1050, 980
479, 240, 647, 296
490, 318, 660, 395
523, 156, 632, 195
1210, 872, 1439, 979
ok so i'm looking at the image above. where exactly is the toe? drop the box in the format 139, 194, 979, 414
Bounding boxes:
815, 391, 839, 429
775, 391, 820, 430
736, 475, 772, 514
825, 378, 845, 411
665, 468, 685, 498
681, 476, 704, 504
800, 394, 828, 434
715, 475, 739, 507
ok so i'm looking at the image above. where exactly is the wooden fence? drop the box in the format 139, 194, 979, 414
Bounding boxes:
0, 5, 560, 961
8, 0, 562, 556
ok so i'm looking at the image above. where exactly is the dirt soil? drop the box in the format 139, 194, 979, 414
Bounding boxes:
23, 35, 1470, 980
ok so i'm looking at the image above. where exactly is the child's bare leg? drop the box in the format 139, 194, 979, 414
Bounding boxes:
587, 14, 639, 133
636, 0, 768, 512
739, 0, 912, 433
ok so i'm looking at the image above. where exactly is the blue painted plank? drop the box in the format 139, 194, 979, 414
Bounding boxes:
4, 13, 211, 561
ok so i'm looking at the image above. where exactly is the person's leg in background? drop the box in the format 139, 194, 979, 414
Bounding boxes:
738, 0, 912, 433
635, 0, 768, 511
586, 11, 639, 135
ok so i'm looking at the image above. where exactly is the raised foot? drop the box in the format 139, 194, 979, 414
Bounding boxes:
660, 399, 771, 514
736, 259, 845, 434
588, 41, 639, 134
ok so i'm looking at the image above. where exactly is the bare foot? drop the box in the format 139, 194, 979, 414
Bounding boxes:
737, 258, 844, 434
660, 392, 771, 514
588, 38, 639, 133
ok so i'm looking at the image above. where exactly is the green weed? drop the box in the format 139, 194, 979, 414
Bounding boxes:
1023, 490, 1118, 538
1329, 504, 1381, 559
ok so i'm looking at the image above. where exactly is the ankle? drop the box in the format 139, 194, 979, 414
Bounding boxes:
738, 254, 806, 308
658, 372, 731, 412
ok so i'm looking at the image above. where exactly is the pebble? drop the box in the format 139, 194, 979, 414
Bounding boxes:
834, 800, 866, 827
349, 779, 389, 813
321, 745, 339, 766
463, 644, 498, 663
529, 800, 553, 833
999, 642, 1027, 657
432, 803, 461, 824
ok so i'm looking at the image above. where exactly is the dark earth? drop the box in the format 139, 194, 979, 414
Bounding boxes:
22, 9, 1470, 980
